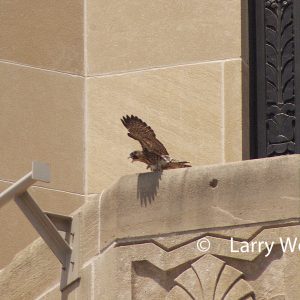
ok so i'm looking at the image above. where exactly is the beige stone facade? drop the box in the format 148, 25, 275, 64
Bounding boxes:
0, 0, 248, 269
1, 156, 300, 299
0, 0, 260, 298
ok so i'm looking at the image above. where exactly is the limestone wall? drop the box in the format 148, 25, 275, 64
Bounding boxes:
0, 0, 249, 282
0, 156, 300, 299
0, 0, 248, 269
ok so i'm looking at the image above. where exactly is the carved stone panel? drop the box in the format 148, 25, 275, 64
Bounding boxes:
166, 255, 254, 300
94, 221, 300, 299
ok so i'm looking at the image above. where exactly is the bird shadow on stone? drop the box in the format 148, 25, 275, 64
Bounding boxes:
137, 171, 162, 206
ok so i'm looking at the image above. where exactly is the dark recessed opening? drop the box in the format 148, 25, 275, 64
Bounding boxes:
209, 179, 218, 188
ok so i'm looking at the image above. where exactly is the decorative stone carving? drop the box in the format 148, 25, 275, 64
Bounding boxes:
91, 220, 300, 299
166, 254, 254, 299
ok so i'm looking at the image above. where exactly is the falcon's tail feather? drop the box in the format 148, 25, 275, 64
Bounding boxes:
165, 160, 191, 170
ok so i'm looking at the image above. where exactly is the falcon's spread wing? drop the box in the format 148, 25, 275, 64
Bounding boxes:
121, 115, 169, 156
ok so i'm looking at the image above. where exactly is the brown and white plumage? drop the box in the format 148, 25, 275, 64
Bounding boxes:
121, 115, 191, 171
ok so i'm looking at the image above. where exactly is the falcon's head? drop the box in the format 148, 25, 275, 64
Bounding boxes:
128, 150, 144, 163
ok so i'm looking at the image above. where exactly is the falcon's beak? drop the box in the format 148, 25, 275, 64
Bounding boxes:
128, 156, 134, 163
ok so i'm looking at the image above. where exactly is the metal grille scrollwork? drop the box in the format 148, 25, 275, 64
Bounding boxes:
251, 0, 300, 157
265, 0, 295, 156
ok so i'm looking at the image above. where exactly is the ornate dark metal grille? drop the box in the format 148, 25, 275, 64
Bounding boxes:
251, 0, 300, 158
265, 0, 295, 156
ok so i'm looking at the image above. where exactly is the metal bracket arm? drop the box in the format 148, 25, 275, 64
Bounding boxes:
0, 161, 50, 208
14, 191, 72, 267
0, 162, 79, 290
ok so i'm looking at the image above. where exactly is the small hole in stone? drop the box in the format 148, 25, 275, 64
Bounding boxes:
209, 179, 218, 188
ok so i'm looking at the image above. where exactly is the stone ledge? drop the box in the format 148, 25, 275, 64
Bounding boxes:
1, 155, 300, 299
100, 155, 300, 250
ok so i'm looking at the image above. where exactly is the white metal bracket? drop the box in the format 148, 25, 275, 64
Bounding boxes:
0, 162, 80, 291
